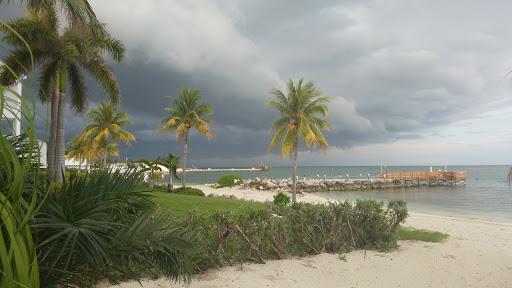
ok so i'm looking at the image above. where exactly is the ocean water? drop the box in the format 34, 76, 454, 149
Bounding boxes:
163, 165, 512, 222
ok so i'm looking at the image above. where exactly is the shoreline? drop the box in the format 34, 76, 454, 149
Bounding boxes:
111, 184, 512, 288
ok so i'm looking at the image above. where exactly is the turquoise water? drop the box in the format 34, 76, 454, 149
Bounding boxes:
163, 165, 512, 222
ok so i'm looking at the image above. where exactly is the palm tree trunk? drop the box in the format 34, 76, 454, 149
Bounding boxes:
47, 89, 59, 180
54, 90, 66, 183
150, 169, 154, 188
291, 148, 298, 203
168, 170, 173, 192
182, 131, 189, 188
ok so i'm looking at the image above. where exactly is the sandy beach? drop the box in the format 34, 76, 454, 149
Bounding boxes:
112, 185, 512, 288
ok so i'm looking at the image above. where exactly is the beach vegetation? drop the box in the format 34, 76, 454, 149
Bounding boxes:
217, 174, 244, 187
0, 8, 125, 182
268, 78, 329, 203
160, 88, 214, 188
177, 200, 407, 271
273, 192, 291, 205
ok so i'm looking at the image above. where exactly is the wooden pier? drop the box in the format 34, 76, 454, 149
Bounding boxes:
379, 171, 466, 185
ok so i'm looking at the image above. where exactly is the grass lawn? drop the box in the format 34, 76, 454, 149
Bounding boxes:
149, 191, 448, 242
148, 192, 265, 216
398, 226, 449, 242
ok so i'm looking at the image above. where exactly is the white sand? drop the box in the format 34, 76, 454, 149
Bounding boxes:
110, 185, 512, 288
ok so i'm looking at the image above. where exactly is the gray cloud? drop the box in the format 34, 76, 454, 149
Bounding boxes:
3, 0, 512, 165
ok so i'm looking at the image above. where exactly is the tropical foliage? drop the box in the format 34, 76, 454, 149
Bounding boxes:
36, 169, 193, 287
0, 8, 125, 182
160, 88, 214, 187
268, 78, 330, 202
0, 56, 41, 287
80, 101, 135, 165
157, 153, 181, 192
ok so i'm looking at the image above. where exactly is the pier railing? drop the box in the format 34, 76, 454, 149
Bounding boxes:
379, 171, 466, 182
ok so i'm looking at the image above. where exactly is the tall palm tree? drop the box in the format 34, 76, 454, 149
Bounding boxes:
0, 0, 98, 25
82, 101, 135, 166
0, 9, 125, 182
268, 78, 330, 203
157, 153, 181, 192
160, 89, 214, 187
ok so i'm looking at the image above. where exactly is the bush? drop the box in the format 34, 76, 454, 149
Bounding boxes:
179, 200, 408, 271
36, 169, 194, 287
273, 192, 291, 206
174, 187, 205, 197
217, 174, 244, 187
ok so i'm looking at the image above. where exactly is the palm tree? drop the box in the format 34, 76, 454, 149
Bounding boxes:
160, 89, 214, 187
65, 135, 91, 170
82, 101, 135, 166
139, 159, 161, 188
268, 78, 330, 203
0, 0, 98, 25
157, 153, 181, 192
0, 9, 125, 182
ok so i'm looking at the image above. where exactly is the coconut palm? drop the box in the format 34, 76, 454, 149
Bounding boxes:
160, 89, 214, 187
81, 101, 135, 166
268, 78, 330, 203
139, 159, 161, 188
65, 135, 91, 170
157, 153, 181, 192
0, 0, 98, 25
0, 9, 125, 182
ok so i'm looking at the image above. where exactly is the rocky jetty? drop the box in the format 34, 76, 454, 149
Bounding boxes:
244, 177, 424, 193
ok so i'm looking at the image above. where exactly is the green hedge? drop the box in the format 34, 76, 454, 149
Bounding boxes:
179, 200, 408, 271
173, 187, 205, 197
217, 174, 244, 187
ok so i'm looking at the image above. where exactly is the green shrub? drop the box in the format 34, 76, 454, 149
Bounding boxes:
217, 174, 244, 187
174, 187, 205, 197
36, 169, 194, 287
273, 192, 291, 206
179, 199, 408, 271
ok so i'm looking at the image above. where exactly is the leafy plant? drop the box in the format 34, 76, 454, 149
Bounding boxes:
273, 192, 291, 206
173, 187, 205, 197
217, 174, 244, 187
35, 169, 194, 287
0, 22, 41, 288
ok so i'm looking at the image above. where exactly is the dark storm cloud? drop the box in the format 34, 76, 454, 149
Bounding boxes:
3, 0, 512, 165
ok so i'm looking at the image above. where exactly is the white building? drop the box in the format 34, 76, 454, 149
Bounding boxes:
2, 78, 47, 167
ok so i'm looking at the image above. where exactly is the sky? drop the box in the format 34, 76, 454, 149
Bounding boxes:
2, 0, 512, 166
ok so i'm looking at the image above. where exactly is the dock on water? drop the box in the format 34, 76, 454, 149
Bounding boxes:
379, 171, 466, 185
